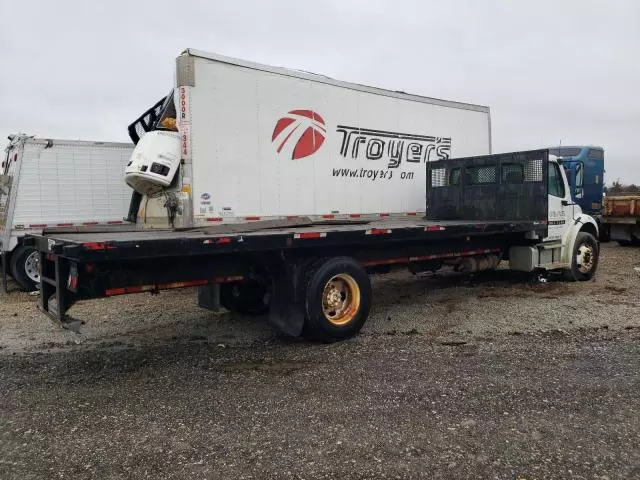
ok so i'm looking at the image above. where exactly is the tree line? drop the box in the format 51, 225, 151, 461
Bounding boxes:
605, 180, 640, 196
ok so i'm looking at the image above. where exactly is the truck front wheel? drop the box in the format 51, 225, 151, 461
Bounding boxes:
10, 246, 40, 291
303, 257, 372, 342
564, 232, 599, 282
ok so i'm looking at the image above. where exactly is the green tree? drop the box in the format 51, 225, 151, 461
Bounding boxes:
610, 179, 623, 195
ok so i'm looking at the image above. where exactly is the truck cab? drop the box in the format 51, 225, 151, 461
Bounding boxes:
549, 153, 599, 239
123, 92, 184, 229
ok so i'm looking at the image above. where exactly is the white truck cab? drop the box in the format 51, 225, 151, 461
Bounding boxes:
125, 93, 181, 196
509, 154, 599, 280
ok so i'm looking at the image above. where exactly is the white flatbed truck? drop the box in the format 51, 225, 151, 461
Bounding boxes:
26, 50, 599, 341
29, 148, 599, 341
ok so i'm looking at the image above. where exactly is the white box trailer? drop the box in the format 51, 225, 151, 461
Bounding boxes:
1, 135, 134, 290
125, 49, 492, 227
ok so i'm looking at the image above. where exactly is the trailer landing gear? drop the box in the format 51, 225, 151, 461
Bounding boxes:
38, 252, 83, 332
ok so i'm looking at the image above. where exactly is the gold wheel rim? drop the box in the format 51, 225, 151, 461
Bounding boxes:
322, 274, 361, 326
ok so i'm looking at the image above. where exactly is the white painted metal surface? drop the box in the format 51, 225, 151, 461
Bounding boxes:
1, 136, 134, 253
178, 51, 492, 221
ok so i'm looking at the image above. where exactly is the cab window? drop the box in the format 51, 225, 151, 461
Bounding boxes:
548, 163, 566, 198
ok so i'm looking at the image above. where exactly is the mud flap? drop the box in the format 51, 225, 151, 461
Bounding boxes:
197, 284, 221, 311
268, 260, 305, 337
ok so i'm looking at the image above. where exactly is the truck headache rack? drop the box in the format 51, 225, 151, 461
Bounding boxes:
426, 149, 549, 222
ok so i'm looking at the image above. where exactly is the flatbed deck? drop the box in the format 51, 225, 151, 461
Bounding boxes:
33, 217, 546, 262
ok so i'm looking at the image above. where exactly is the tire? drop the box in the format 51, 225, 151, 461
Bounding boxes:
10, 246, 40, 291
219, 279, 270, 316
598, 225, 611, 243
563, 232, 599, 282
302, 257, 372, 342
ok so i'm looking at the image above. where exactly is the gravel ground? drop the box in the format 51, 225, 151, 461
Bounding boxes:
1, 243, 638, 353
1, 243, 639, 478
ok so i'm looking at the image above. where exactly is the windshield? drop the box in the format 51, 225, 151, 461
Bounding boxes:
155, 91, 177, 131
548, 147, 583, 158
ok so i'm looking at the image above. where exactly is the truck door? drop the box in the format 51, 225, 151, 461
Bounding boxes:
546, 161, 571, 241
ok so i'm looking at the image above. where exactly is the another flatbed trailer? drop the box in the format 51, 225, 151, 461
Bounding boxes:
28, 150, 600, 341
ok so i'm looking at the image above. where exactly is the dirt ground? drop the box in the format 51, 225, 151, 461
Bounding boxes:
1, 243, 639, 479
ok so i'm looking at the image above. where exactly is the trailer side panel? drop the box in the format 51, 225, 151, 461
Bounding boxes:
186, 55, 491, 221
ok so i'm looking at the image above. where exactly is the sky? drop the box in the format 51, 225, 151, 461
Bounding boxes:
1, 0, 639, 184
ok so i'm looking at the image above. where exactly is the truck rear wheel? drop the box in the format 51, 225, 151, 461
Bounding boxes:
564, 232, 599, 282
220, 279, 270, 316
10, 246, 40, 291
302, 257, 372, 342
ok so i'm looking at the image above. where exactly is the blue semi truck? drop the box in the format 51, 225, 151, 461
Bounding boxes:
550, 146, 610, 241
550, 146, 605, 216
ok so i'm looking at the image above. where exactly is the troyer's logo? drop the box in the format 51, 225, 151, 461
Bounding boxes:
272, 110, 326, 160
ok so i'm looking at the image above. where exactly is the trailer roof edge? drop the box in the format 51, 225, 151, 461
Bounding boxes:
180, 49, 491, 114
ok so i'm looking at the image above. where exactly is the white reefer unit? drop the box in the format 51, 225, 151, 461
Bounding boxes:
126, 49, 491, 225
1, 135, 134, 290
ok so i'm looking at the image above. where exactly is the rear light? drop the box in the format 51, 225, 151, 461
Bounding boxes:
67, 263, 78, 291
294, 232, 327, 239
366, 228, 392, 235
